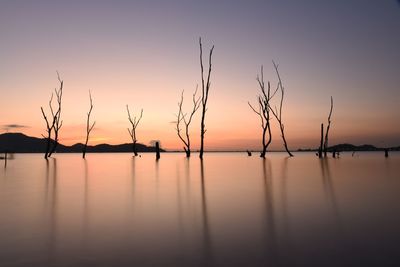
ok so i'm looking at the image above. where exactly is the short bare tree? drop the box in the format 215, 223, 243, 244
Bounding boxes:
317, 97, 333, 158
126, 105, 143, 156
40, 72, 63, 159
248, 66, 278, 158
318, 123, 324, 158
269, 62, 293, 157
82, 91, 95, 159
199, 37, 214, 160
175, 87, 201, 157
323, 97, 333, 157
48, 72, 63, 157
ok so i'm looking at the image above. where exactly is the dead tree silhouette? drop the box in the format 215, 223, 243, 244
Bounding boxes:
318, 123, 324, 158
323, 97, 333, 157
40, 72, 63, 159
48, 72, 63, 157
155, 141, 160, 160
175, 87, 201, 157
318, 97, 333, 158
269, 62, 294, 157
248, 66, 278, 158
82, 91, 95, 159
126, 105, 143, 156
199, 38, 214, 160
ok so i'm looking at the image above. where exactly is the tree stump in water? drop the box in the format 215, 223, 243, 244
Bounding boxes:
155, 142, 160, 160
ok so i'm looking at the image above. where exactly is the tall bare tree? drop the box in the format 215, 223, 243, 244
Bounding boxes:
248, 66, 278, 158
199, 38, 214, 159
269, 62, 294, 157
48, 72, 63, 157
126, 105, 143, 156
82, 91, 95, 159
323, 97, 333, 157
175, 87, 201, 157
40, 72, 63, 159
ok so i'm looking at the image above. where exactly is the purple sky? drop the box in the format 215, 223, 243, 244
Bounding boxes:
0, 0, 399, 149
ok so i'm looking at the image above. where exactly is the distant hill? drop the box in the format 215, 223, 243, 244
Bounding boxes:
0, 133, 163, 153
298, 143, 400, 152
329, 143, 379, 151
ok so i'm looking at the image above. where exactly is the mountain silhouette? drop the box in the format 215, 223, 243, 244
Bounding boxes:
298, 143, 399, 152
0, 132, 163, 153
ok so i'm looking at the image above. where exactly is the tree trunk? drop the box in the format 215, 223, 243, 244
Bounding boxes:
155, 142, 160, 160
319, 123, 324, 158
184, 147, 190, 158
82, 147, 87, 159
48, 132, 59, 157
133, 141, 138, 156
282, 129, 294, 157
200, 116, 205, 159
45, 132, 52, 159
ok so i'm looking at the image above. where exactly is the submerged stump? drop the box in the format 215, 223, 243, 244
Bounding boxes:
155, 142, 160, 160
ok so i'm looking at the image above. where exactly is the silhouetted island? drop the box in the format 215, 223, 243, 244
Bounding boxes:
0, 133, 163, 153
298, 143, 399, 152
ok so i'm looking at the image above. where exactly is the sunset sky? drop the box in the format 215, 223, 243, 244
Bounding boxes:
1, 0, 399, 150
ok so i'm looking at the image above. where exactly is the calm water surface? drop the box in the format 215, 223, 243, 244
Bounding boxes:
0, 152, 399, 266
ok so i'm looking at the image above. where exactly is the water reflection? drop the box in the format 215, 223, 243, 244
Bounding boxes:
319, 158, 340, 220
1, 153, 400, 266
44, 158, 58, 264
130, 157, 136, 207
200, 160, 213, 266
82, 159, 90, 251
261, 158, 278, 265
280, 157, 290, 239
176, 160, 184, 239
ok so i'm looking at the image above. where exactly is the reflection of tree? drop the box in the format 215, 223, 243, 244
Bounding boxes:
176, 160, 184, 236
83, 159, 90, 248
319, 158, 340, 220
131, 157, 136, 200
261, 158, 278, 264
280, 157, 290, 242
199, 160, 213, 265
44, 158, 58, 263
184, 159, 192, 204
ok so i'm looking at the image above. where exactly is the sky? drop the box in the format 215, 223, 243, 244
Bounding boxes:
0, 0, 399, 150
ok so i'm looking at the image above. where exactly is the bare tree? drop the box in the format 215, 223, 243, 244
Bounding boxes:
41, 99, 55, 159
248, 66, 278, 158
40, 72, 63, 159
269, 62, 294, 157
318, 123, 324, 158
82, 91, 95, 159
323, 97, 333, 157
126, 105, 143, 156
175, 87, 201, 157
199, 38, 214, 159
48, 72, 63, 157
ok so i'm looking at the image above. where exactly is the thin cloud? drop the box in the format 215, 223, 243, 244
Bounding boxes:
2, 124, 30, 131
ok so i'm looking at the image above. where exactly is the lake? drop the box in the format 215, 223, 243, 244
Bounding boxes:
0, 152, 399, 266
